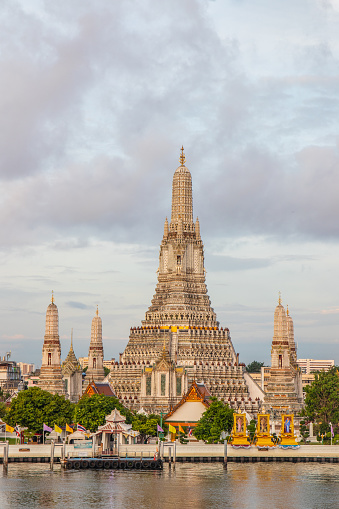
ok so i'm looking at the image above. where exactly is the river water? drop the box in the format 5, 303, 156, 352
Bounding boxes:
1, 462, 338, 509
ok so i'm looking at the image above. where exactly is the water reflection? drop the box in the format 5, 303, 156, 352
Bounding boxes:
1, 463, 339, 509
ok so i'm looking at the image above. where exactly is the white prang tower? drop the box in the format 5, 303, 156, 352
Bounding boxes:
38, 292, 65, 395
84, 307, 105, 383
109, 148, 261, 415
264, 295, 303, 416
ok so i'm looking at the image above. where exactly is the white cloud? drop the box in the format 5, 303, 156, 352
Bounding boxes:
1, 0, 339, 365
2, 334, 25, 340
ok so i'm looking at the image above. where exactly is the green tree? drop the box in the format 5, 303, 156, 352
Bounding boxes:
303, 367, 339, 427
7, 387, 74, 434
246, 361, 264, 373
299, 420, 310, 443
179, 429, 189, 444
247, 419, 256, 442
73, 394, 133, 432
131, 414, 161, 443
0, 401, 7, 419
194, 398, 234, 443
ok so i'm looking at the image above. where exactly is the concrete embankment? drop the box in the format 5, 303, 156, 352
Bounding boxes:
120, 443, 339, 463
1, 443, 339, 464
0, 444, 76, 463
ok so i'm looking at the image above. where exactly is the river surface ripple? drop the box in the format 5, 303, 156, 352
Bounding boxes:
0, 462, 338, 509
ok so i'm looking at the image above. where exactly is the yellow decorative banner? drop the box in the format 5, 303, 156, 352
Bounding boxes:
168, 424, 176, 434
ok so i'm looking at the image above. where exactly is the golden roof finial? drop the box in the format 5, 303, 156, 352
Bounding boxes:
179, 146, 186, 166
71, 328, 73, 348
96, 305, 99, 316
278, 291, 281, 305
286, 304, 289, 316
51, 290, 54, 304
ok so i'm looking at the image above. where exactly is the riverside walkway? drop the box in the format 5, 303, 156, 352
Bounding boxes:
1, 443, 339, 464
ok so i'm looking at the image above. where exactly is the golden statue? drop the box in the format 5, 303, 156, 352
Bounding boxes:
231, 413, 250, 448
279, 414, 300, 449
254, 414, 275, 449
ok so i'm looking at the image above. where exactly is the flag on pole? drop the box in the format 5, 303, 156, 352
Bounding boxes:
15, 425, 20, 437
168, 424, 176, 434
5, 424, 14, 433
66, 423, 73, 433
179, 425, 185, 434
43, 423, 53, 432
157, 424, 164, 433
77, 423, 86, 433
54, 424, 62, 434
188, 427, 193, 437
331, 423, 334, 438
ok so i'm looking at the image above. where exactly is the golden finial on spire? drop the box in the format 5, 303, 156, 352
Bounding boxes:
96, 305, 99, 316
278, 291, 281, 305
51, 290, 54, 304
71, 328, 73, 348
286, 305, 289, 316
179, 146, 186, 166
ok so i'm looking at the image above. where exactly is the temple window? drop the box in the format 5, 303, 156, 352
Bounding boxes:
177, 255, 181, 265
48, 353, 51, 366
176, 376, 182, 396
146, 376, 152, 396
279, 355, 282, 368
161, 374, 166, 396
93, 358, 97, 368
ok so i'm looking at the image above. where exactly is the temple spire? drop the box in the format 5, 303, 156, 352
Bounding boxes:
38, 295, 65, 395
171, 147, 193, 225
195, 217, 200, 238
142, 151, 217, 329
179, 145, 186, 166
84, 306, 105, 383
163, 217, 169, 237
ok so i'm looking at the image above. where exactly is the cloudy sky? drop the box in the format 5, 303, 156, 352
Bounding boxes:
1, 0, 339, 368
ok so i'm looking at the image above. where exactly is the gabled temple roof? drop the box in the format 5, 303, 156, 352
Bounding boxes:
96, 407, 138, 437
164, 381, 211, 420
83, 380, 116, 398
105, 408, 125, 423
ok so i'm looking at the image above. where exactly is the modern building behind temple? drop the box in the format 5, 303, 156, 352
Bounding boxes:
108, 148, 263, 415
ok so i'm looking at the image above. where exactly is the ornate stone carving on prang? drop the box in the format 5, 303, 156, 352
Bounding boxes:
154, 358, 172, 372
